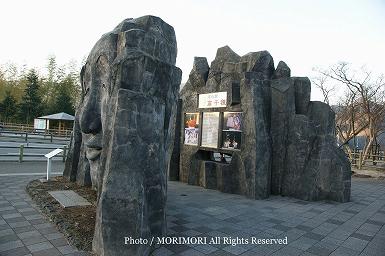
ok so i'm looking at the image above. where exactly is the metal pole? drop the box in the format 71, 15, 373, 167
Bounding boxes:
46, 158, 51, 180
358, 151, 363, 170
19, 144, 24, 163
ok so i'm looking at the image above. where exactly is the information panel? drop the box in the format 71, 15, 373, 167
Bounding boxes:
184, 113, 200, 145
198, 92, 227, 108
201, 112, 220, 148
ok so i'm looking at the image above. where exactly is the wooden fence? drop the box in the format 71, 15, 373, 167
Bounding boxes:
0, 122, 72, 137
347, 150, 385, 169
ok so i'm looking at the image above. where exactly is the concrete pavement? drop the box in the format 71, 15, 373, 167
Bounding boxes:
0, 175, 86, 256
0, 162, 64, 176
0, 162, 384, 255
157, 179, 385, 256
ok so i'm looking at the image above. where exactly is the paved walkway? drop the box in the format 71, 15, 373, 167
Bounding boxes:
1, 172, 385, 256
0, 161, 64, 176
0, 162, 81, 255
0, 175, 86, 256
158, 179, 385, 256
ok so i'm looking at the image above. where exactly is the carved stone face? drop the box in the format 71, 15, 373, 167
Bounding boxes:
75, 16, 182, 256
79, 34, 117, 187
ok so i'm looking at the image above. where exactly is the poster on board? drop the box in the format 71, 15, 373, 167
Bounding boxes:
184, 113, 200, 145
223, 112, 242, 131
201, 112, 220, 148
222, 112, 242, 150
222, 130, 242, 150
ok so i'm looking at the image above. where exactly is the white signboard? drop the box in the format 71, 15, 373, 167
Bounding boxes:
45, 148, 63, 159
198, 92, 227, 108
44, 148, 63, 181
34, 118, 47, 130
201, 112, 219, 148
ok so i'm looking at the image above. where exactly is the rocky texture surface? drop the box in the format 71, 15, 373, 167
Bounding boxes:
173, 45, 351, 202
63, 112, 82, 182
64, 16, 181, 256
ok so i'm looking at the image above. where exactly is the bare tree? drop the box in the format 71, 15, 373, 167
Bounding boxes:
334, 91, 367, 156
316, 62, 385, 164
311, 73, 335, 105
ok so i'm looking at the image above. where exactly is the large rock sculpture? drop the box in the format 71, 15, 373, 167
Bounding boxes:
65, 16, 181, 255
172, 45, 351, 202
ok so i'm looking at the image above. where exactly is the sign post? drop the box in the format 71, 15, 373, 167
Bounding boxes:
44, 148, 63, 181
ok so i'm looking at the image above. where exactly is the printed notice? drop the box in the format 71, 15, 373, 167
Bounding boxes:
201, 112, 219, 148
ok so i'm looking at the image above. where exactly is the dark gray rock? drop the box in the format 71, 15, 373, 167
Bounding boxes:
283, 114, 317, 198
63, 111, 81, 182
172, 45, 351, 203
63, 110, 92, 187
270, 77, 295, 195
75, 134, 91, 187
239, 51, 275, 79
192, 57, 209, 80
177, 46, 273, 199
283, 112, 350, 202
210, 45, 240, 72
113, 16, 177, 66
240, 74, 272, 199
294, 77, 311, 115
169, 99, 182, 181
307, 101, 335, 135
188, 57, 209, 87
273, 61, 291, 79
278, 100, 350, 202
72, 16, 181, 256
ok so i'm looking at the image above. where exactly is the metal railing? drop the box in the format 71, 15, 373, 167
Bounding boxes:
0, 129, 71, 162
0, 130, 70, 143
0, 144, 68, 162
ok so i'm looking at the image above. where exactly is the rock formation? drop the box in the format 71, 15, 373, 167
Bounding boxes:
172, 45, 351, 202
64, 20, 351, 255
64, 16, 181, 255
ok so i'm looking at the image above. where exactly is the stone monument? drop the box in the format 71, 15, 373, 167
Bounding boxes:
65, 16, 181, 255
64, 17, 351, 255
171, 46, 351, 202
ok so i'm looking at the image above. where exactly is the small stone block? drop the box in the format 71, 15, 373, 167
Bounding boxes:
48, 191, 91, 208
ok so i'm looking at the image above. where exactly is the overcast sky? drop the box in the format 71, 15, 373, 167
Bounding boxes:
1, 0, 384, 102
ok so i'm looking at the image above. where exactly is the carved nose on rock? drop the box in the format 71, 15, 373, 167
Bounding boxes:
79, 97, 102, 135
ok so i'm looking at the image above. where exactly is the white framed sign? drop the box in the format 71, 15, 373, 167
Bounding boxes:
34, 118, 47, 130
198, 92, 227, 108
201, 112, 220, 148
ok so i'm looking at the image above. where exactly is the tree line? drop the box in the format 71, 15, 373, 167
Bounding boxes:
0, 56, 81, 124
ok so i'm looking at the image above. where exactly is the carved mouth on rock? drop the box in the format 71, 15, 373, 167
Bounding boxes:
85, 135, 102, 161
86, 147, 102, 161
